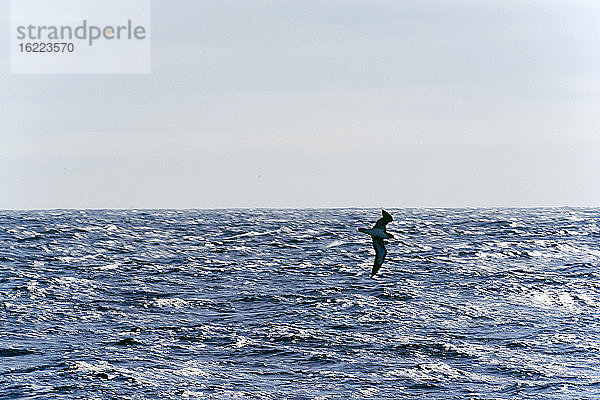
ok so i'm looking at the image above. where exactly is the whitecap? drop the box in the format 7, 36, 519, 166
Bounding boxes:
558, 293, 577, 310
180, 389, 208, 398
576, 293, 598, 307
96, 263, 120, 271
326, 240, 345, 248
175, 367, 209, 378
231, 335, 254, 349
70, 360, 115, 379
152, 297, 188, 308
531, 291, 554, 306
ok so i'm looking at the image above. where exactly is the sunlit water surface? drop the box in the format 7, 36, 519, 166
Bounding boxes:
1, 208, 600, 399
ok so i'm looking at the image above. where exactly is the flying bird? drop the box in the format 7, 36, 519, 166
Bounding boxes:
358, 210, 394, 277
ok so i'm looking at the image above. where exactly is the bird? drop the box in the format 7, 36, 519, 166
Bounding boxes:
358, 210, 394, 277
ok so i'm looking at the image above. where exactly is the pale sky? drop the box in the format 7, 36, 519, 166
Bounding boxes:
1, 0, 600, 209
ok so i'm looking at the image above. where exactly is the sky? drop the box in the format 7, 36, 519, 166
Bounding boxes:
1, 0, 600, 209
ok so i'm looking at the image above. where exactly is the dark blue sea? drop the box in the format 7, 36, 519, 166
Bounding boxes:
1, 208, 600, 399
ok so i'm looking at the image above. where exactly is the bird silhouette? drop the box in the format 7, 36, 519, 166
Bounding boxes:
358, 210, 394, 277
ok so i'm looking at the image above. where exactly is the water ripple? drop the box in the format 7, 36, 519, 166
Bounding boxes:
1, 208, 600, 399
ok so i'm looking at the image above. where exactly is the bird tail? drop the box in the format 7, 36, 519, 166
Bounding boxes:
358, 228, 368, 234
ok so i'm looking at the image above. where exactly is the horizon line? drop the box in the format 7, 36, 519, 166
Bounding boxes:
0, 205, 597, 212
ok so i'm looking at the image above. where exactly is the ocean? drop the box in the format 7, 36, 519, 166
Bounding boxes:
1, 208, 599, 399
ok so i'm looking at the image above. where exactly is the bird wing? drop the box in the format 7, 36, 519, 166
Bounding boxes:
371, 237, 387, 277
373, 209, 393, 230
